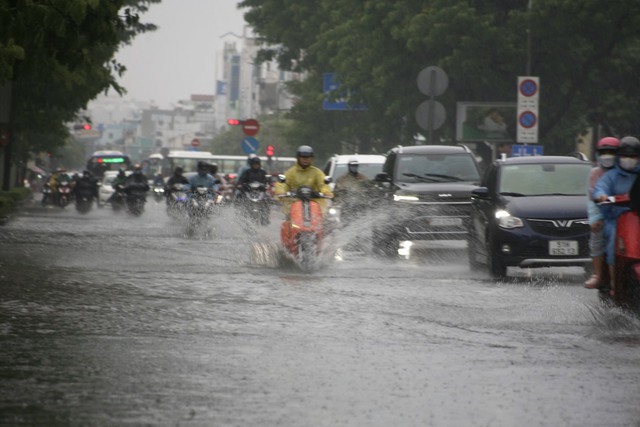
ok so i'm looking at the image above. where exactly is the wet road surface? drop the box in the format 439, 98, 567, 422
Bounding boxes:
1, 200, 639, 426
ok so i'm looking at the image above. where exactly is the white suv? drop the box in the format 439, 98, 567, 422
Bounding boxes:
322, 154, 386, 190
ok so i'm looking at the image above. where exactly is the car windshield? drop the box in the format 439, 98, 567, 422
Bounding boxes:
333, 163, 383, 180
498, 163, 590, 196
395, 153, 480, 183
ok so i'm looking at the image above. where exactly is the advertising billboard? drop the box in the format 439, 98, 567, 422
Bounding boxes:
456, 102, 516, 142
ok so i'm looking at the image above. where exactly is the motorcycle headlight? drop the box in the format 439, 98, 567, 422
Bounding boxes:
495, 209, 523, 229
393, 194, 419, 202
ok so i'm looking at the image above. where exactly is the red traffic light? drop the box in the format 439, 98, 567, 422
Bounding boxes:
266, 145, 275, 157
73, 123, 92, 131
227, 118, 242, 126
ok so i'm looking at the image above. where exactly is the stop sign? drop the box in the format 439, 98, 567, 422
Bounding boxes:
242, 118, 260, 136
191, 138, 200, 147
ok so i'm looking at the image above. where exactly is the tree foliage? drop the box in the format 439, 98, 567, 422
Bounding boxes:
0, 0, 159, 163
240, 0, 640, 155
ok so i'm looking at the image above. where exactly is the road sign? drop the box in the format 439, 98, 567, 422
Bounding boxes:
322, 73, 366, 111
242, 118, 260, 136
415, 100, 446, 131
417, 66, 449, 97
512, 144, 543, 157
241, 136, 259, 154
517, 76, 539, 143
191, 138, 200, 147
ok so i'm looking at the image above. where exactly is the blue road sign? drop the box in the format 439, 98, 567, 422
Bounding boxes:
323, 73, 366, 111
241, 136, 259, 154
512, 144, 543, 157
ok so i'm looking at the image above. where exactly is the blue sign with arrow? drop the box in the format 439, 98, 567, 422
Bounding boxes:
241, 136, 259, 154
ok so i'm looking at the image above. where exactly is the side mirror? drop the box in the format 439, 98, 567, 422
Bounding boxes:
374, 172, 390, 182
324, 176, 332, 184
278, 174, 286, 183
471, 187, 490, 199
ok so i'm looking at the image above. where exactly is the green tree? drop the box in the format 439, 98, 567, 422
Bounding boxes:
0, 0, 159, 184
240, 0, 640, 155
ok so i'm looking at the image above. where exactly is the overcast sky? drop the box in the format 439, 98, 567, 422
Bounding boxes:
114, 0, 247, 108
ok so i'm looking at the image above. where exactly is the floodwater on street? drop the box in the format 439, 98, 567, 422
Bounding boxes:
1, 199, 639, 426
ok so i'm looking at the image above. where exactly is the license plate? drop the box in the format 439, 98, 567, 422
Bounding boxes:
549, 240, 578, 256
429, 218, 462, 226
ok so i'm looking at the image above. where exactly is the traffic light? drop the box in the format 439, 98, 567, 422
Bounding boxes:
227, 118, 243, 126
266, 145, 275, 157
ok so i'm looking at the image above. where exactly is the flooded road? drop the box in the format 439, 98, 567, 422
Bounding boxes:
1, 200, 639, 426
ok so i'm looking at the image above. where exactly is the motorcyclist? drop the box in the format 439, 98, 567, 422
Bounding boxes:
125, 163, 150, 193
236, 156, 270, 224
237, 156, 269, 191
334, 159, 375, 224
237, 154, 258, 178
107, 168, 128, 204
50, 167, 71, 206
73, 170, 99, 202
188, 161, 220, 192
165, 166, 189, 196
584, 137, 620, 289
274, 145, 333, 214
152, 172, 165, 187
593, 136, 640, 296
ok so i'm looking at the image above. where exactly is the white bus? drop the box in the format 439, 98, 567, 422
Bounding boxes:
166, 150, 296, 176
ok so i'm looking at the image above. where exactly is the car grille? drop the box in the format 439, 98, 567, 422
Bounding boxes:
527, 218, 590, 238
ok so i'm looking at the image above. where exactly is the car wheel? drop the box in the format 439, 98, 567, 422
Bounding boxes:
488, 234, 507, 279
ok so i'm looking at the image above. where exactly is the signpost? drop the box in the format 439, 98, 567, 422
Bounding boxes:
241, 136, 259, 154
517, 76, 539, 144
242, 119, 260, 136
415, 66, 449, 144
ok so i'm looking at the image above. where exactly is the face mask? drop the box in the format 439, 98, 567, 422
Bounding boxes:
619, 157, 638, 171
597, 154, 615, 169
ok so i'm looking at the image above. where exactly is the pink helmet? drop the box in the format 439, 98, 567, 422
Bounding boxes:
596, 136, 620, 151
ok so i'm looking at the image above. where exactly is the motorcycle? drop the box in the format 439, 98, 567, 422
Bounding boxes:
57, 180, 71, 208
598, 194, 640, 312
152, 184, 165, 203
278, 185, 332, 272
41, 182, 53, 207
74, 188, 94, 214
124, 182, 148, 216
237, 181, 270, 226
187, 186, 222, 224
166, 183, 189, 218
111, 184, 127, 213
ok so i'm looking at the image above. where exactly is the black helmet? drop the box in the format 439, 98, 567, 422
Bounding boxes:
246, 154, 258, 165
197, 161, 208, 171
296, 145, 314, 157
249, 156, 261, 165
618, 136, 640, 157
174, 166, 184, 175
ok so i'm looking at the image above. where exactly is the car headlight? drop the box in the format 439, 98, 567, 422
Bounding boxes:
495, 209, 523, 229
393, 194, 419, 202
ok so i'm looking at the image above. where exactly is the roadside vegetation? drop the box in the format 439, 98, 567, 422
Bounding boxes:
240, 0, 640, 157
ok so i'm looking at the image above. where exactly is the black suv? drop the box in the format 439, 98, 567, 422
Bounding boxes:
468, 156, 591, 278
372, 145, 481, 255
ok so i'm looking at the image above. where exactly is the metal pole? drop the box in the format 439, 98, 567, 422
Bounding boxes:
428, 69, 436, 145
526, 0, 532, 75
